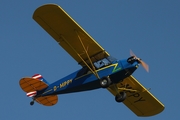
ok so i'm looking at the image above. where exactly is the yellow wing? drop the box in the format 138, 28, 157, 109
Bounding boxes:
108, 76, 164, 117
33, 4, 109, 67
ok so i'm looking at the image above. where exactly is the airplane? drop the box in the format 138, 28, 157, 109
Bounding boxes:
19, 4, 164, 117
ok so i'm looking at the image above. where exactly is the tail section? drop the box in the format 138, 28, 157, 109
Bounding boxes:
32, 74, 49, 85
19, 74, 58, 106
26, 91, 37, 97
19, 74, 49, 93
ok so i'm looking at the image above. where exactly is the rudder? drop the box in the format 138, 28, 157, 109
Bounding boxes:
32, 74, 49, 85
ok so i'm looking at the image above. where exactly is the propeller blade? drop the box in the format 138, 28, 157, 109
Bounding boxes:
140, 60, 149, 72
130, 49, 136, 57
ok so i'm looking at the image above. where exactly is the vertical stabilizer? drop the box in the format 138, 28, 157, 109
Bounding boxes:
32, 74, 49, 85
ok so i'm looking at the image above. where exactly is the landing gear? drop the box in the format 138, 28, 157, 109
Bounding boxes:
115, 92, 126, 103
100, 77, 112, 88
30, 100, 35, 106
99, 77, 127, 102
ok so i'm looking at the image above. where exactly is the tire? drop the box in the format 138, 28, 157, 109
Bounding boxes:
30, 101, 34, 106
115, 92, 126, 103
100, 77, 112, 88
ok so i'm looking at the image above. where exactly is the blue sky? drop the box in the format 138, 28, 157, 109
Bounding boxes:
0, 0, 179, 119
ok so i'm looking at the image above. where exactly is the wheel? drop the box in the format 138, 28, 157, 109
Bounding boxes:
115, 92, 126, 103
30, 101, 34, 106
100, 77, 112, 88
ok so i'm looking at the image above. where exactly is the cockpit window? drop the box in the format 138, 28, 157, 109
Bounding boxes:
76, 56, 117, 77
94, 58, 111, 69
94, 56, 117, 69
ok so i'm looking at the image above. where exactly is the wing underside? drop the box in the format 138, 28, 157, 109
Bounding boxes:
108, 76, 164, 117
33, 4, 109, 68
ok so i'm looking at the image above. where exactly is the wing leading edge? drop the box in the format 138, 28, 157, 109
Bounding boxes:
108, 76, 164, 117
33, 4, 109, 68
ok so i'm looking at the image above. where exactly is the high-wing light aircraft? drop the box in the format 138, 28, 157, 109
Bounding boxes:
19, 4, 164, 117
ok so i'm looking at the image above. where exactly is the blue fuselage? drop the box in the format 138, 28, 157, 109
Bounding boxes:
38, 59, 139, 97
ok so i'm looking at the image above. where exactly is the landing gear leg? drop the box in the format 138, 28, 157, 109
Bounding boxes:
30, 98, 35, 106
112, 84, 127, 103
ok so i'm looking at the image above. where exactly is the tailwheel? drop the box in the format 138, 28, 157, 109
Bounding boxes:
100, 77, 112, 88
30, 101, 34, 106
115, 92, 126, 103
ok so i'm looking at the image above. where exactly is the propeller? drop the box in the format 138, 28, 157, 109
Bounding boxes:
130, 50, 149, 72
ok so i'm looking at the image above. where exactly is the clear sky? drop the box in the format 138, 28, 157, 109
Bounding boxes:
0, 0, 179, 119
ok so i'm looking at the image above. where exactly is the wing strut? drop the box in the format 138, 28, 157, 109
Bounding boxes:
74, 30, 100, 79
60, 32, 100, 79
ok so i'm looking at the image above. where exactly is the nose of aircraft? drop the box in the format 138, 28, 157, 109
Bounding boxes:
130, 50, 149, 72
119, 59, 139, 74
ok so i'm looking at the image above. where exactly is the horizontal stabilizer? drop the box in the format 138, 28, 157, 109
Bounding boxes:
35, 95, 58, 106
19, 77, 48, 93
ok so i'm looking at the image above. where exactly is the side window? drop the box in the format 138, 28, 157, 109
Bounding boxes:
94, 58, 110, 69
